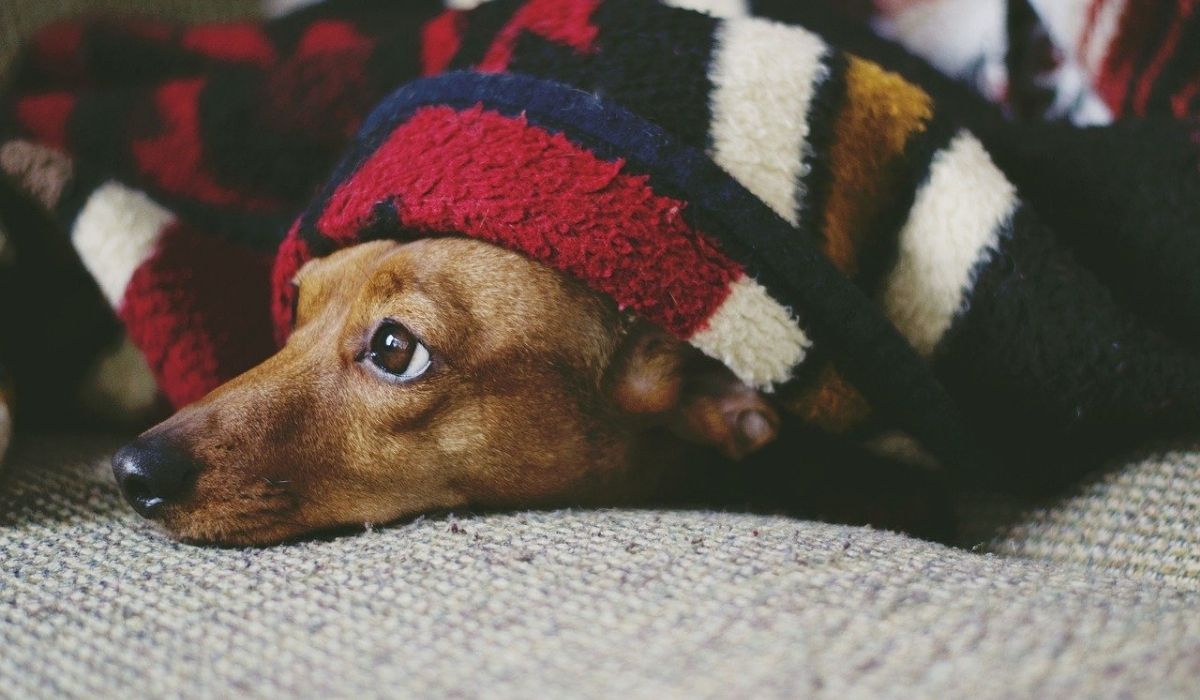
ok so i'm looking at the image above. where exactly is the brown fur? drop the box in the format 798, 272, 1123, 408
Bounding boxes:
137, 238, 779, 545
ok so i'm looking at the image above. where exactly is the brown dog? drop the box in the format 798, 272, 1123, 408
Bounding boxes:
112, 238, 781, 545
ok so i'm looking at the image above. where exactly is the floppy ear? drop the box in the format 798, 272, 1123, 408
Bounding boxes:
607, 321, 780, 460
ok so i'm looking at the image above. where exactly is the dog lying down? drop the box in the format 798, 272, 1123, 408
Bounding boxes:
113, 237, 791, 544
3, 0, 1200, 546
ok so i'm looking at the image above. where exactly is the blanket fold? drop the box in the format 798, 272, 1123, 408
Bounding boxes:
2, 0, 1199, 486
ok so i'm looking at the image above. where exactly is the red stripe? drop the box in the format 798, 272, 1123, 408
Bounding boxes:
131, 79, 281, 210
1131, 1, 1196, 116
421, 11, 466, 76
31, 21, 87, 86
477, 0, 601, 73
297, 20, 372, 58
14, 92, 76, 151
312, 105, 741, 339
1172, 77, 1200, 116
182, 23, 278, 66
121, 221, 276, 407
1094, 0, 1147, 115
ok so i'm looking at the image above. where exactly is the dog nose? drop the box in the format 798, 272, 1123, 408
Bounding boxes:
112, 437, 199, 519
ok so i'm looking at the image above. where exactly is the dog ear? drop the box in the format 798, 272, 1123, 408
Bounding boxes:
607, 321, 779, 460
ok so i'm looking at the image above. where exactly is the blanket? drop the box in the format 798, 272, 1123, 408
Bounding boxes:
836, 0, 1200, 125
1, 0, 1199, 489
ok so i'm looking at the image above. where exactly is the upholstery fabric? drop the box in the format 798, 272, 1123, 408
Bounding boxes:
2, 435, 1199, 699
989, 445, 1200, 592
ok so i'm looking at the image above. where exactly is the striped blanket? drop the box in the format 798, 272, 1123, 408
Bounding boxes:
2, 0, 1199, 487
823, 0, 1200, 125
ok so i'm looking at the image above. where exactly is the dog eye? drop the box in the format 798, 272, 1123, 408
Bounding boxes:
366, 321, 431, 381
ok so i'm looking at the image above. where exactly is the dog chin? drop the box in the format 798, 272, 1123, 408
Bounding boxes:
163, 509, 314, 547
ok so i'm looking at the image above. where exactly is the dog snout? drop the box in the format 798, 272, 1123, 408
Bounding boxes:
112, 436, 200, 519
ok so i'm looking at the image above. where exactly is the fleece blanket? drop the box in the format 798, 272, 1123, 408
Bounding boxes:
831, 0, 1200, 125
1, 0, 1200, 488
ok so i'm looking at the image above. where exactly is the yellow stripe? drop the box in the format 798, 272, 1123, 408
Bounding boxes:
821, 56, 934, 278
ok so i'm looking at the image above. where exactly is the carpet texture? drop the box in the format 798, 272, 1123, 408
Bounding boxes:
989, 445, 1200, 592
3, 435, 1200, 698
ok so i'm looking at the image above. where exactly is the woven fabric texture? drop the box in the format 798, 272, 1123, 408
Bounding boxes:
988, 445, 1200, 592
2, 435, 1200, 699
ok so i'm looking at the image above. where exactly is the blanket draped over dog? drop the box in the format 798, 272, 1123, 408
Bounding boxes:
2, 0, 1200, 484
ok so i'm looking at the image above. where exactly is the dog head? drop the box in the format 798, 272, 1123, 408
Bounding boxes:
112, 238, 780, 545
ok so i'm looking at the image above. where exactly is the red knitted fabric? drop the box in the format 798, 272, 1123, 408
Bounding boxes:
276, 104, 743, 342
122, 222, 276, 407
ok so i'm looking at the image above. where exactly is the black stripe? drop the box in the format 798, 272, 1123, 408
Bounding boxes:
362, 2, 440, 89
53, 158, 106, 229
985, 119, 1200, 352
592, 0, 719, 151
793, 51, 848, 249
935, 203, 1200, 488
84, 24, 204, 87
1117, 2, 1178, 115
66, 88, 136, 178
508, 33, 594, 87
855, 114, 958, 298
0, 165, 121, 422
448, 0, 525, 70
157, 197, 291, 252
1146, 8, 1200, 115
1005, 0, 1060, 120
197, 66, 318, 205
506, 0, 722, 151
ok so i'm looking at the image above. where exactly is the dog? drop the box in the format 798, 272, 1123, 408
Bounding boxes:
110, 238, 786, 545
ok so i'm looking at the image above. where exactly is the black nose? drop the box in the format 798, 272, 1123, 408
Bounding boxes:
112, 436, 199, 519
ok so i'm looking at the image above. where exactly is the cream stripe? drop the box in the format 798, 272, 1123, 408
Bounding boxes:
0, 140, 74, 209
882, 131, 1017, 358
79, 334, 161, 420
449, 0, 750, 16
262, 0, 324, 17
876, 0, 1007, 80
664, 0, 750, 18
1026, 0, 1092, 56
72, 182, 175, 309
708, 17, 829, 226
689, 276, 811, 390
1082, 0, 1129, 76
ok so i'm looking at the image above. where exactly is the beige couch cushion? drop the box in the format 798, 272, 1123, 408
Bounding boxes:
989, 446, 1200, 592
2, 435, 1199, 698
